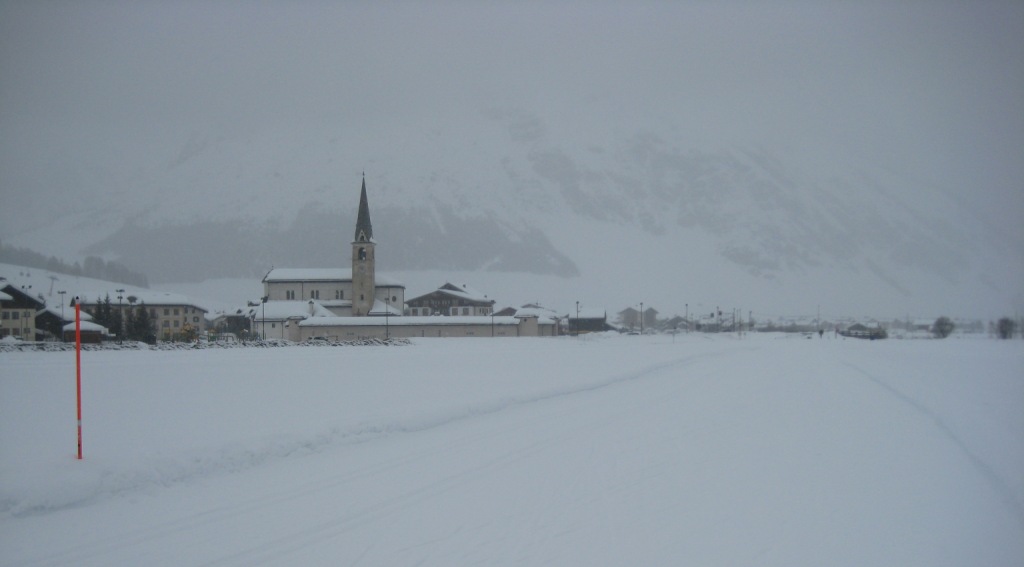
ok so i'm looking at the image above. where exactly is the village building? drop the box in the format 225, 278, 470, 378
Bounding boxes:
62, 319, 108, 343
0, 284, 44, 340
258, 176, 553, 339
406, 283, 495, 316
77, 291, 208, 342
568, 308, 610, 335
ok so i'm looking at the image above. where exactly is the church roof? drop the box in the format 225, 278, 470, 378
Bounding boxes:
354, 175, 373, 243
262, 268, 404, 287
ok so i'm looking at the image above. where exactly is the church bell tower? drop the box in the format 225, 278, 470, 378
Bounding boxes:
351, 174, 376, 316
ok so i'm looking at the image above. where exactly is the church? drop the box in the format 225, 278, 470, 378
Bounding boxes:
253, 176, 557, 340
260, 175, 406, 319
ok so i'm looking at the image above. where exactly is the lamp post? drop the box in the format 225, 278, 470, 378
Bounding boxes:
261, 296, 268, 341
575, 301, 580, 337
640, 302, 644, 335
685, 303, 688, 333
126, 296, 137, 341
116, 289, 125, 343
58, 290, 66, 322
385, 289, 390, 340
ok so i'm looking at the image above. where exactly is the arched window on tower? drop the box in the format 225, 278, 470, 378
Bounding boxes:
358, 247, 367, 260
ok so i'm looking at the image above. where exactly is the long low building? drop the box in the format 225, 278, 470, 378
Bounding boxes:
298, 314, 555, 340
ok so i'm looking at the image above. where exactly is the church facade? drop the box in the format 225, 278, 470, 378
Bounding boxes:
260, 176, 405, 320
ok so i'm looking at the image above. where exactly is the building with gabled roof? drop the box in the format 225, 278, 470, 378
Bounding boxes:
406, 282, 496, 317
253, 176, 553, 339
0, 284, 45, 340
261, 175, 406, 318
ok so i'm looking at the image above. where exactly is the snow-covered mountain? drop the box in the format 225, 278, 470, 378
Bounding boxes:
3, 108, 1021, 320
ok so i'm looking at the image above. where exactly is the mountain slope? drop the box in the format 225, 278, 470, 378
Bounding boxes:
4, 110, 1020, 318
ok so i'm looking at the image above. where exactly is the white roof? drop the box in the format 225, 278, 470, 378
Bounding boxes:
368, 299, 403, 316
62, 320, 107, 333
0, 290, 12, 301
40, 305, 95, 322
247, 300, 335, 321
300, 315, 519, 328
264, 268, 351, 282
413, 282, 492, 304
263, 268, 405, 287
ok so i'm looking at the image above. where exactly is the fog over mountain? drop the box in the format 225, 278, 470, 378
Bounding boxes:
1, 2, 1021, 319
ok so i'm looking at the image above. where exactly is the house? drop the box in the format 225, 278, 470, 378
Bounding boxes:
568, 309, 610, 335
247, 300, 336, 342
617, 306, 658, 332
406, 283, 495, 316
840, 323, 887, 340
492, 303, 562, 336
62, 320, 108, 343
0, 284, 45, 340
36, 304, 94, 341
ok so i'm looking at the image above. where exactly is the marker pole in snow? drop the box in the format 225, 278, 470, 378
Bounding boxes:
74, 298, 83, 460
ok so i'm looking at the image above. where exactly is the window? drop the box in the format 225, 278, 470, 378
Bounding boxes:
286, 290, 295, 300
193, 317, 199, 323
311, 290, 319, 300
162, 321, 170, 328
11, 312, 18, 320
174, 308, 180, 316
358, 247, 366, 260
335, 290, 343, 300
174, 320, 180, 328
463, 307, 470, 315
1, 312, 8, 320
164, 308, 170, 316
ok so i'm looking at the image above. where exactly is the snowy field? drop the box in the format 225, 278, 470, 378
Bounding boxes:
1, 333, 1022, 566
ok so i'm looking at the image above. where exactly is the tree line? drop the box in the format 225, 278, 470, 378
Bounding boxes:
0, 239, 149, 288
87, 294, 157, 344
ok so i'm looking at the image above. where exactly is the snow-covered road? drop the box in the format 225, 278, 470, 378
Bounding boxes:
2, 334, 1021, 566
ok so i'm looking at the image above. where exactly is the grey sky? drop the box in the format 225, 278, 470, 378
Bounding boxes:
1, 0, 1022, 238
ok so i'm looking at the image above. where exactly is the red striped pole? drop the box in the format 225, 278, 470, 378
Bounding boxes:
75, 300, 82, 460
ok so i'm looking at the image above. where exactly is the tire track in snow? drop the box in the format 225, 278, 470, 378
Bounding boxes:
843, 361, 1024, 530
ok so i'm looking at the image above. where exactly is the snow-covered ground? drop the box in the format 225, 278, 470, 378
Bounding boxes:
1, 333, 1022, 566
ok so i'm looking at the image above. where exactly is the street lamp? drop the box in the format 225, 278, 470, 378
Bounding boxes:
640, 302, 644, 335
127, 295, 137, 341
385, 288, 390, 340
261, 296, 268, 341
575, 301, 580, 337
58, 291, 66, 321
116, 289, 125, 343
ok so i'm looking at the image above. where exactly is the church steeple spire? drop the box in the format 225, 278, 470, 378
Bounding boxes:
351, 173, 376, 317
354, 173, 373, 243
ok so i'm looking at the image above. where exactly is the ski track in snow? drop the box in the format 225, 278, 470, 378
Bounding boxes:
4, 346, 737, 567
5, 346, 735, 521
3, 336, 1021, 567
842, 361, 1024, 529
